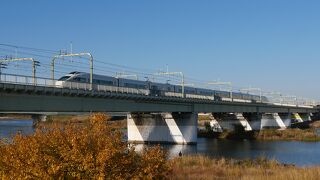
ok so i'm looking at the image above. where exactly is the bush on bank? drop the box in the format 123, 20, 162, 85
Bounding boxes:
0, 113, 170, 179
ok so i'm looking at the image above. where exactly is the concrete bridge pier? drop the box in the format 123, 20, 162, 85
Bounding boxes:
243, 113, 286, 130
311, 113, 320, 121
212, 113, 252, 131
127, 112, 197, 144
278, 113, 292, 127
299, 113, 312, 122
208, 113, 223, 132
243, 113, 262, 130
261, 113, 286, 129
292, 113, 303, 123
31, 114, 47, 127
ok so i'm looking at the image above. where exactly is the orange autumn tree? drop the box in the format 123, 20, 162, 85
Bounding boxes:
0, 113, 170, 179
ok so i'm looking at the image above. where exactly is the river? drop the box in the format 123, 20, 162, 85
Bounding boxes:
1, 119, 320, 167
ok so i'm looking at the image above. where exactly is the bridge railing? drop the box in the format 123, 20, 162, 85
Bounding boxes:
0, 73, 56, 87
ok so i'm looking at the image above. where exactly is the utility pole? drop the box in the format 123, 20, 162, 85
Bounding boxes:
240, 87, 262, 102
208, 81, 233, 100
0, 57, 39, 85
0, 63, 7, 81
155, 71, 184, 97
70, 41, 73, 62
51, 52, 93, 90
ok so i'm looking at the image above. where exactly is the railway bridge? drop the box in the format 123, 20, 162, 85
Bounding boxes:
0, 74, 318, 144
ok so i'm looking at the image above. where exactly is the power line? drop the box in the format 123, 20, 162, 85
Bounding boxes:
0, 43, 59, 54
2, 43, 314, 101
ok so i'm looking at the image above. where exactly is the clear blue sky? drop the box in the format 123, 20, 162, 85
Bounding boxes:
1, 0, 320, 100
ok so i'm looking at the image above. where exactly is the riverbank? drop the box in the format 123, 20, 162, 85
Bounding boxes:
170, 156, 320, 180
41, 114, 127, 130
198, 123, 320, 141
2, 153, 320, 179
0, 114, 31, 120
199, 128, 320, 141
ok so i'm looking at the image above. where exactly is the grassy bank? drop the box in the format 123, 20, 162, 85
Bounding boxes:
310, 120, 320, 128
44, 115, 127, 131
45, 114, 91, 124
198, 125, 320, 141
255, 128, 320, 141
170, 156, 320, 180
0, 114, 31, 120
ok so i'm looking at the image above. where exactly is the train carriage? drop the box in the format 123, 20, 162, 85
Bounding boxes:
56, 72, 269, 103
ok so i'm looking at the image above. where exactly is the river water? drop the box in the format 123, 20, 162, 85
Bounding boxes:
1, 119, 320, 167
0, 119, 34, 139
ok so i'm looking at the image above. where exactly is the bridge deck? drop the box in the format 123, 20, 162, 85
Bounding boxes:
0, 82, 316, 114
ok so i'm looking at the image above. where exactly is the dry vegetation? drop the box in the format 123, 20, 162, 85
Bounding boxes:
310, 120, 320, 128
198, 115, 212, 121
255, 128, 320, 141
170, 156, 320, 180
45, 114, 91, 124
1, 113, 320, 179
0, 113, 169, 179
199, 122, 320, 141
0, 114, 31, 120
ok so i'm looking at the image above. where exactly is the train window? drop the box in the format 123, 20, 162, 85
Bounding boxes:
58, 76, 70, 81
123, 83, 146, 89
124, 83, 137, 88
139, 85, 146, 88
73, 77, 80, 81
100, 80, 113, 85
74, 77, 86, 83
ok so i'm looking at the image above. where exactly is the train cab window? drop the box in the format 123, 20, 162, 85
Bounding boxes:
101, 80, 113, 85
58, 76, 70, 81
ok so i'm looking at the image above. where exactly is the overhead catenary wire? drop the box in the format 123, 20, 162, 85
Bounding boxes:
0, 47, 183, 81
0, 44, 244, 90
1, 43, 315, 103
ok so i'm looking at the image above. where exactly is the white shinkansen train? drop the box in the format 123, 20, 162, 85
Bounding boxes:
56, 71, 269, 102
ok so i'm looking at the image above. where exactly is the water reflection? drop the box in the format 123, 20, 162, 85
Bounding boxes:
135, 138, 320, 166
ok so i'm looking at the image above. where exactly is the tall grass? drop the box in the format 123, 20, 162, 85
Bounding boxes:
255, 129, 320, 141
170, 156, 320, 180
199, 124, 320, 141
